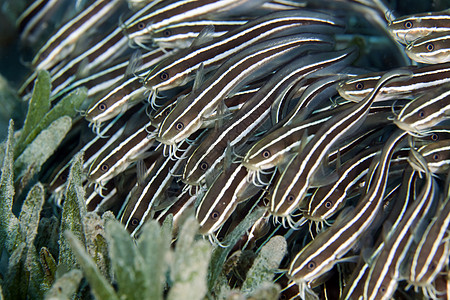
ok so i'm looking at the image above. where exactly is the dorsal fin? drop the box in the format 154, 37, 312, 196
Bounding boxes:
236, 182, 261, 203
193, 62, 205, 91
190, 25, 215, 48
125, 50, 143, 78
76, 57, 90, 79
223, 141, 232, 169
136, 159, 147, 186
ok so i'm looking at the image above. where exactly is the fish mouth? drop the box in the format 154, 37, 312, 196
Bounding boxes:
241, 160, 260, 171
155, 134, 175, 145
393, 119, 418, 133
181, 175, 202, 186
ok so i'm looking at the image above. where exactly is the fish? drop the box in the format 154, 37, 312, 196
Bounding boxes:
87, 108, 158, 186
143, 9, 345, 100
394, 84, 450, 134
195, 163, 260, 236
364, 149, 437, 300
84, 48, 173, 129
182, 47, 353, 186
157, 35, 329, 146
269, 70, 411, 219
17, 0, 66, 45
31, 0, 122, 71
337, 63, 450, 102
151, 19, 247, 49
287, 129, 408, 296
387, 9, 450, 45
412, 139, 450, 174
405, 32, 450, 64
124, 0, 267, 47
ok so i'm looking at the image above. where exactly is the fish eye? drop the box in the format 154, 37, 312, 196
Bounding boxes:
163, 29, 171, 36
433, 153, 440, 161
404, 21, 413, 29
307, 261, 316, 270
355, 82, 364, 90
380, 285, 386, 293
100, 164, 109, 172
131, 218, 139, 226
418, 110, 426, 118
98, 102, 107, 112
138, 22, 145, 30
175, 121, 184, 131
431, 133, 439, 141
426, 43, 434, 52
325, 201, 332, 209
211, 210, 220, 220
159, 71, 169, 81
262, 149, 271, 158
199, 161, 209, 171
286, 194, 295, 203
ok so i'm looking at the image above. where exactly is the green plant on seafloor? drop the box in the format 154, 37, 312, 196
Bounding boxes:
0, 70, 287, 300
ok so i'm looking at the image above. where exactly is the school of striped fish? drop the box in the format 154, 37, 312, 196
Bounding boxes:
16, 0, 450, 299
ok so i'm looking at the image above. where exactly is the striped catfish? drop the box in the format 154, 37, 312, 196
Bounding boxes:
195, 163, 261, 236
387, 9, 450, 45
87, 109, 158, 186
150, 85, 255, 130
364, 149, 437, 300
304, 147, 381, 224
124, 0, 266, 46
143, 9, 345, 100
31, 0, 122, 71
119, 137, 197, 238
337, 63, 450, 102
84, 49, 174, 128
242, 102, 398, 180
52, 48, 168, 101
182, 47, 354, 186
157, 35, 331, 146
414, 127, 450, 145
341, 169, 413, 300
17, 0, 66, 45
306, 144, 410, 228
154, 187, 196, 235
413, 139, 450, 174
408, 188, 450, 299
242, 110, 331, 174
269, 70, 412, 219
287, 129, 408, 296
19, 0, 164, 97
48, 105, 141, 197
84, 172, 139, 216
152, 19, 247, 49
119, 157, 172, 237
406, 32, 450, 64
241, 102, 362, 174
394, 84, 450, 134
274, 73, 348, 125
